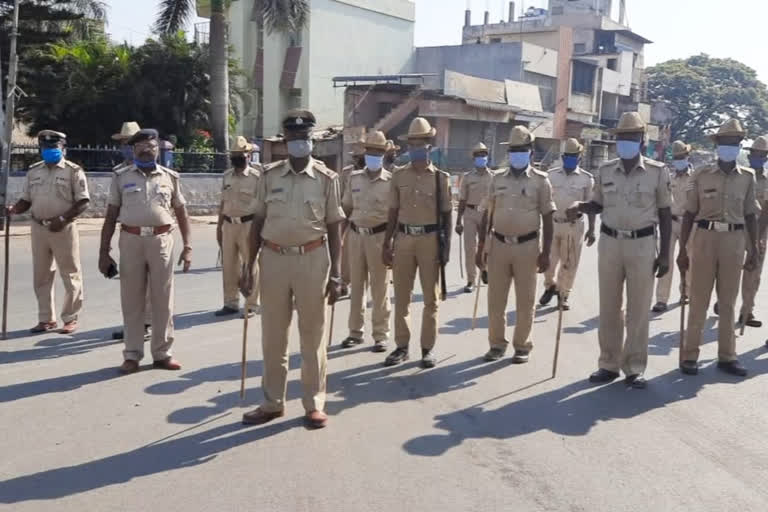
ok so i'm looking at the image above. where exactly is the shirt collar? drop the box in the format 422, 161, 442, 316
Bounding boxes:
366, 169, 390, 181
615, 157, 646, 175
503, 165, 532, 178
284, 158, 316, 179
474, 167, 491, 175
46, 159, 66, 170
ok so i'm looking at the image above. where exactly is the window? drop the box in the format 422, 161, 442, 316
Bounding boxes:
572, 61, 595, 95
607, 58, 618, 71
490, 37, 502, 43
574, 43, 586, 54
377, 102, 394, 119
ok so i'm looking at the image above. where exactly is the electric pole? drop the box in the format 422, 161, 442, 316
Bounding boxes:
1, 0, 21, 216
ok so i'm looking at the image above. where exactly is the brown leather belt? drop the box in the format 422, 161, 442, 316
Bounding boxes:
264, 237, 325, 255
351, 222, 387, 235
493, 230, 538, 244
122, 224, 172, 236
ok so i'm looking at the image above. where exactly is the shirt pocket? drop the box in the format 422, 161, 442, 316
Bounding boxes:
54, 176, 72, 201
505, 187, 537, 212
123, 186, 144, 205
152, 184, 173, 209
629, 184, 655, 209
265, 189, 288, 217
28, 176, 45, 200
238, 188, 256, 209
725, 188, 746, 216
701, 187, 720, 212
398, 184, 414, 207
601, 182, 619, 207
305, 196, 326, 222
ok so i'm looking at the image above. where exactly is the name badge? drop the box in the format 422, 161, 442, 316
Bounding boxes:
124, 183, 137, 189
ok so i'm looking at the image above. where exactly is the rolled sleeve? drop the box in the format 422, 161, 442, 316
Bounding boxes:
744, 176, 761, 217
341, 179, 353, 212
389, 174, 400, 210
656, 167, 672, 209
440, 173, 452, 214
538, 177, 556, 216
254, 175, 267, 218
685, 173, 699, 214
72, 169, 90, 202
459, 174, 469, 202
171, 177, 186, 209
20, 173, 31, 202
108, 175, 122, 207
325, 176, 346, 224
585, 176, 595, 202
592, 173, 603, 206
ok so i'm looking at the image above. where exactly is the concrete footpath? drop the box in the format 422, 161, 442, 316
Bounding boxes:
1, 225, 768, 511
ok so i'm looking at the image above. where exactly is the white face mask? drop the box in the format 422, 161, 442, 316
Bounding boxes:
616, 140, 641, 160
717, 145, 740, 163
672, 159, 689, 171
287, 139, 313, 158
365, 154, 383, 171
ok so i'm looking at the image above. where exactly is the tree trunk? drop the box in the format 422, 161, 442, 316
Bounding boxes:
210, 0, 229, 156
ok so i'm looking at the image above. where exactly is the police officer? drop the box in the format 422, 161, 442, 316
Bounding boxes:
338, 130, 392, 352
7, 130, 90, 334
109, 121, 152, 341
738, 135, 768, 328
382, 117, 452, 368
456, 142, 494, 293
678, 119, 760, 377
476, 126, 555, 363
652, 140, 694, 313
567, 112, 672, 389
98, 129, 192, 374
339, 140, 365, 298
241, 110, 344, 429
215, 136, 261, 318
540, 138, 595, 311
384, 140, 400, 171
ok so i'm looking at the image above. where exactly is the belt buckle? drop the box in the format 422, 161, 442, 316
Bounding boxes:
617, 229, 633, 239
140, 227, 154, 237
360, 227, 372, 235
231, 217, 242, 225
408, 226, 425, 235
713, 221, 729, 232
504, 235, 518, 245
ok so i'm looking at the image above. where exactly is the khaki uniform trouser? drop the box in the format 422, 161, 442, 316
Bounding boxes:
31, 222, 83, 324
544, 219, 585, 297
119, 231, 175, 362
222, 221, 259, 310
347, 230, 391, 341
684, 230, 745, 362
597, 233, 656, 375
655, 219, 692, 304
393, 233, 440, 350
740, 240, 765, 317
462, 208, 483, 285
259, 246, 329, 413
487, 236, 538, 351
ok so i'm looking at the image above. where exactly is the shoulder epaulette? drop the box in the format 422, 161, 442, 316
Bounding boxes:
578, 168, 594, 178
28, 161, 45, 170
313, 160, 338, 179
548, 167, 563, 174
599, 158, 620, 170
643, 157, 666, 169
531, 168, 548, 178
741, 166, 756, 176
350, 169, 366, 177
158, 164, 180, 179
112, 162, 129, 173
64, 159, 83, 172
263, 160, 287, 172
115, 164, 134, 175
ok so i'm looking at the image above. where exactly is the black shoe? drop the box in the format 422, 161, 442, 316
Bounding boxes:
539, 285, 557, 306
384, 346, 409, 366
421, 349, 436, 368
717, 360, 747, 377
680, 360, 699, 375
589, 368, 620, 383
652, 302, 668, 313
464, 283, 474, 293
625, 374, 647, 389
558, 294, 570, 311
214, 306, 239, 317
339, 285, 350, 299
483, 347, 506, 362
340, 336, 363, 348
511, 350, 530, 364
713, 302, 719, 316
372, 340, 388, 353
745, 314, 762, 328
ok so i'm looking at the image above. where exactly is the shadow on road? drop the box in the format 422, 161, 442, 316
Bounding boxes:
0, 327, 121, 365
402, 346, 768, 458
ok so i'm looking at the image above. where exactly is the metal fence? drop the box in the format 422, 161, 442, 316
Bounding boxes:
10, 145, 231, 174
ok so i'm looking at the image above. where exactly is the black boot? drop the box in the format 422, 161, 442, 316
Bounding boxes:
539, 285, 557, 306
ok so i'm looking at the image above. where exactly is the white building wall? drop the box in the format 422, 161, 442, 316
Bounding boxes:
306, 0, 415, 130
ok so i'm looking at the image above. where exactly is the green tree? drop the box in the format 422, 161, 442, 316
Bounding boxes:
647, 54, 768, 144
154, 0, 309, 152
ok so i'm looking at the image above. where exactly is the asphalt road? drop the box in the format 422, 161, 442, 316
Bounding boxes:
1, 224, 768, 511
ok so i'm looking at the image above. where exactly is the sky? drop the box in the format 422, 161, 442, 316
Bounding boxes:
104, 0, 768, 82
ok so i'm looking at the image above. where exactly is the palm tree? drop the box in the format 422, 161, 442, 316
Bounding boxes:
155, 0, 309, 153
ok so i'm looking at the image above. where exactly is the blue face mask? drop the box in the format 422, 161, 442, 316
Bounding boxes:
749, 155, 767, 171
508, 151, 530, 170
474, 156, 488, 167
41, 148, 62, 164
616, 140, 641, 160
409, 147, 429, 162
717, 145, 740, 163
562, 155, 580, 170
134, 158, 156, 169
365, 154, 383, 171
120, 145, 133, 161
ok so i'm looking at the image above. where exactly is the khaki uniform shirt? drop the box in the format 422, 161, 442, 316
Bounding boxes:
389, 163, 452, 225
548, 167, 593, 221
22, 159, 90, 220
488, 166, 556, 236
221, 165, 261, 218
340, 165, 357, 198
342, 168, 392, 228
459, 168, 494, 210
592, 157, 671, 230
685, 164, 760, 224
255, 158, 345, 247
669, 166, 693, 218
108, 164, 186, 227
756, 171, 768, 206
